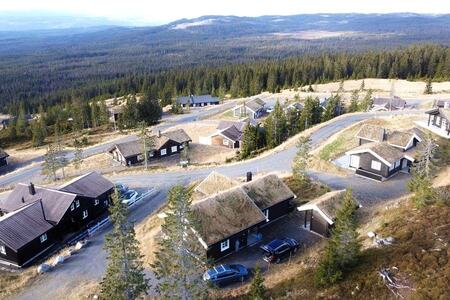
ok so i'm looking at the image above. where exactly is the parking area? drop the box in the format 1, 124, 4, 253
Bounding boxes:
221, 211, 322, 271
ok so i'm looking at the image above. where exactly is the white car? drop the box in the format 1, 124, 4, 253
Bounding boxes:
120, 190, 138, 206
266, 106, 274, 113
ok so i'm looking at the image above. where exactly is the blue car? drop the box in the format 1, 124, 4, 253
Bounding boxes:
203, 264, 249, 286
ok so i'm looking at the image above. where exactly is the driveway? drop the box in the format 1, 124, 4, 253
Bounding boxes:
10, 110, 419, 300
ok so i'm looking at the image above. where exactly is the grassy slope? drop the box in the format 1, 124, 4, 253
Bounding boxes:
220, 197, 450, 300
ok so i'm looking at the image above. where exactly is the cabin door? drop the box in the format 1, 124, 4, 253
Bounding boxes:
235, 240, 240, 252
350, 155, 360, 168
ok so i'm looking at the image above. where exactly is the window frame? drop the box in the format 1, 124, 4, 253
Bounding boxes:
371, 160, 382, 171
40, 234, 47, 243
94, 199, 99, 206
220, 239, 230, 252
70, 203, 75, 211
75, 199, 80, 208
264, 209, 269, 222
223, 139, 229, 146
0, 245, 6, 255
160, 148, 167, 156
82, 210, 88, 219
171, 145, 178, 153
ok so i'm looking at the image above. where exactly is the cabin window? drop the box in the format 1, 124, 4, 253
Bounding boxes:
0, 245, 5, 255
82, 210, 88, 219
94, 199, 99, 206
371, 160, 381, 171
171, 146, 178, 153
104, 200, 109, 206
220, 239, 230, 252
264, 209, 269, 222
160, 148, 167, 156
180, 144, 184, 149
223, 139, 229, 146
40, 234, 47, 243
75, 199, 80, 208
70, 203, 75, 211
137, 154, 144, 161
149, 151, 154, 157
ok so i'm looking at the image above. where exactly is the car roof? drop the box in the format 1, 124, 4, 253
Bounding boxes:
267, 239, 285, 249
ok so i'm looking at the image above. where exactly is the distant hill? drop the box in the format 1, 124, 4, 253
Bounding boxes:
0, 13, 450, 107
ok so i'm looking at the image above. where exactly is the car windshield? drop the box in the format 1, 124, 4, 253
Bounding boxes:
122, 191, 134, 198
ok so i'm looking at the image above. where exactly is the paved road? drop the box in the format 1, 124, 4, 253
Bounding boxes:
0, 102, 235, 188
11, 110, 421, 300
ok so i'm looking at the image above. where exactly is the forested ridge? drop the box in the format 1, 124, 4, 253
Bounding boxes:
4, 44, 449, 115
2, 13, 450, 111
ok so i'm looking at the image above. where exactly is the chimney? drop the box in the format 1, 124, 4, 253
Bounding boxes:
29, 183, 36, 195
157, 130, 161, 138
246, 172, 252, 182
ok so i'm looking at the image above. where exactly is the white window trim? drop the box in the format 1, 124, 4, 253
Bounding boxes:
82, 210, 88, 219
40, 234, 47, 243
70, 203, 75, 211
180, 144, 184, 149
371, 160, 382, 171
264, 209, 269, 222
160, 148, 167, 156
223, 139, 229, 146
0, 245, 6, 255
75, 199, 80, 208
220, 239, 230, 252
94, 199, 99, 206
171, 146, 178, 153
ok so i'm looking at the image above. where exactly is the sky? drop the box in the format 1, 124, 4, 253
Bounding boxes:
1, 0, 450, 25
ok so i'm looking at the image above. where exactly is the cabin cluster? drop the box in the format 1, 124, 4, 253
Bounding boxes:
176, 94, 220, 108
0, 172, 114, 267
200, 120, 258, 149
108, 129, 192, 166
346, 124, 426, 181
190, 172, 296, 260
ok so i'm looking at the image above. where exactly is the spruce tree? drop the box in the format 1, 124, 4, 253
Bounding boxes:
264, 101, 287, 148
73, 139, 84, 170
348, 90, 359, 112
31, 120, 46, 147
424, 78, 433, 94
359, 80, 365, 91
315, 189, 360, 287
98, 100, 110, 126
101, 190, 149, 300
292, 136, 312, 187
152, 186, 208, 300
360, 89, 373, 111
248, 265, 266, 300
90, 101, 100, 128
138, 121, 155, 170
241, 122, 257, 159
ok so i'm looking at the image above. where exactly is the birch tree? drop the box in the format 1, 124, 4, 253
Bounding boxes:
152, 186, 208, 299
42, 144, 60, 181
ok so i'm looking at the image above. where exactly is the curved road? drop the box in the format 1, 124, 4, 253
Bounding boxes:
12, 110, 421, 300
0, 101, 236, 188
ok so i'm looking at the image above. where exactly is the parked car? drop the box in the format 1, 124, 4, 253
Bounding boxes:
120, 189, 138, 206
266, 106, 274, 113
115, 183, 128, 194
260, 238, 299, 263
203, 264, 249, 287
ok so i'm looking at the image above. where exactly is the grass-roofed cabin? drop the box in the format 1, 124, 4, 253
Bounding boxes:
241, 174, 296, 224
297, 190, 347, 237
191, 187, 266, 261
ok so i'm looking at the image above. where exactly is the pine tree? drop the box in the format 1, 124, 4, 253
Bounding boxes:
359, 80, 365, 91
240, 122, 258, 159
248, 265, 266, 300
348, 90, 360, 112
73, 139, 84, 170
137, 95, 162, 125
15, 102, 28, 136
315, 189, 360, 287
101, 190, 149, 300
152, 186, 208, 299
424, 78, 433, 94
292, 136, 312, 187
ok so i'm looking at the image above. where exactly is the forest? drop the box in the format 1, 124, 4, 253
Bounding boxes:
3, 44, 450, 116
